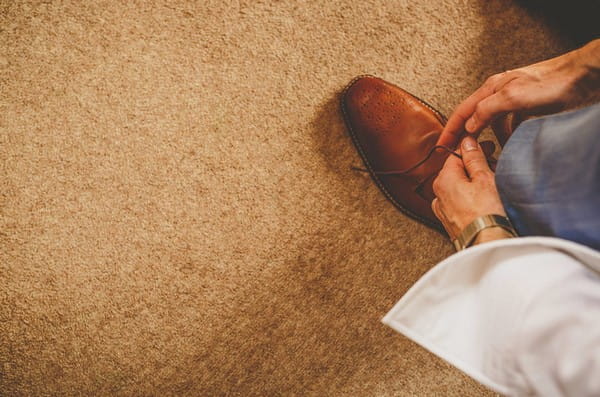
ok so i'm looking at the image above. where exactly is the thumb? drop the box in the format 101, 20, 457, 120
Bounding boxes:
461, 136, 492, 179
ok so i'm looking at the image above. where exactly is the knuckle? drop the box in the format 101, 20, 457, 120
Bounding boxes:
473, 102, 487, 121
431, 199, 443, 220
464, 157, 479, 168
501, 87, 519, 106
482, 171, 496, 183
432, 175, 444, 195
432, 177, 440, 195
471, 169, 492, 180
485, 73, 501, 85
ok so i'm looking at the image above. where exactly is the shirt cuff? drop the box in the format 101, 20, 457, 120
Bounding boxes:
382, 236, 600, 395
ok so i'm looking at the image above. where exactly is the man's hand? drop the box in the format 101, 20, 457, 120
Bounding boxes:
432, 136, 509, 243
438, 39, 600, 148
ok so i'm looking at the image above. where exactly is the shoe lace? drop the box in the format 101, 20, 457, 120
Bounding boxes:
351, 145, 461, 175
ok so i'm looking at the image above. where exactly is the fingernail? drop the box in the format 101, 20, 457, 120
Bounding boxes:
462, 136, 478, 152
465, 118, 475, 132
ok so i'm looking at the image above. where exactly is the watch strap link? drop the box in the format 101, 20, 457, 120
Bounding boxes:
452, 214, 517, 251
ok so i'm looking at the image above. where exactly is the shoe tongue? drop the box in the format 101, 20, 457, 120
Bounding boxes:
407, 129, 449, 180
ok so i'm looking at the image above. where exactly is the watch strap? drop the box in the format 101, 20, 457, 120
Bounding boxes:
452, 214, 517, 251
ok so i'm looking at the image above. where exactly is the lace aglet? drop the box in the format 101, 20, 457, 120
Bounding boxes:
350, 165, 370, 173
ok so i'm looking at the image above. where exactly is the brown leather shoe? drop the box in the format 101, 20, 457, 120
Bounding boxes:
341, 75, 450, 232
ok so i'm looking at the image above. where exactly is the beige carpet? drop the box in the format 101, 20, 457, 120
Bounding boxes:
1, 1, 574, 395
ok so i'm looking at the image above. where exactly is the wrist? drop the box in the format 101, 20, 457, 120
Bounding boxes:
577, 39, 600, 68
573, 39, 600, 92
472, 226, 515, 245
452, 214, 517, 251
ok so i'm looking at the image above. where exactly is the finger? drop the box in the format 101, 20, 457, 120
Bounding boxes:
433, 149, 468, 198
464, 86, 522, 133
437, 86, 492, 147
460, 136, 492, 179
440, 147, 469, 181
437, 72, 516, 147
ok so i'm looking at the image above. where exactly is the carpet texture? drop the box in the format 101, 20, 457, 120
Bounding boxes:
0, 1, 576, 395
